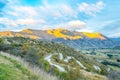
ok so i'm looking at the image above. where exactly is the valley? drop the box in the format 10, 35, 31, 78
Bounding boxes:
0, 29, 120, 80
81, 49, 120, 71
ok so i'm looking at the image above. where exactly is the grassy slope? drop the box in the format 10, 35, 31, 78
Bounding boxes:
0, 51, 57, 80
0, 37, 108, 80
0, 53, 30, 80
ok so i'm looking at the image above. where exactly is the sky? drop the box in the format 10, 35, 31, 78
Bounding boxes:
0, 0, 120, 38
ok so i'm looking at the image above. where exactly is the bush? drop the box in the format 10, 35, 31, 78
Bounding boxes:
117, 59, 120, 62
100, 68, 108, 75
24, 47, 39, 65
11, 48, 24, 57
0, 44, 12, 51
107, 54, 113, 59
43, 61, 50, 71
58, 69, 83, 80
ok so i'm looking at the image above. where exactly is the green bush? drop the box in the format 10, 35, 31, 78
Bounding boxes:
24, 47, 39, 65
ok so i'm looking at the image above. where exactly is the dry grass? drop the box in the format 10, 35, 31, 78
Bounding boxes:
0, 51, 58, 80
80, 70, 108, 80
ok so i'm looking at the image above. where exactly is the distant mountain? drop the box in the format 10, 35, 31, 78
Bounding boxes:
0, 28, 119, 49
111, 38, 120, 41
110, 38, 120, 44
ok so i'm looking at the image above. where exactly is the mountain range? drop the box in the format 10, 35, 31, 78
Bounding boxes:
0, 28, 119, 49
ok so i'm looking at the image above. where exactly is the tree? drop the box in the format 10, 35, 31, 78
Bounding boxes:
107, 54, 113, 59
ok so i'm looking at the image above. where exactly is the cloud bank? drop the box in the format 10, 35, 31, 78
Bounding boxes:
0, 0, 105, 32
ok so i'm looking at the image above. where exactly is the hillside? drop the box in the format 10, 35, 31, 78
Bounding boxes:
0, 51, 57, 80
0, 28, 119, 49
0, 28, 106, 40
0, 37, 108, 80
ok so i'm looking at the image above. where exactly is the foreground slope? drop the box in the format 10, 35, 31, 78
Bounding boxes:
0, 53, 29, 80
0, 37, 108, 80
0, 51, 58, 80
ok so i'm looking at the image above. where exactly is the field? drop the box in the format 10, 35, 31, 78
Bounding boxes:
81, 49, 120, 70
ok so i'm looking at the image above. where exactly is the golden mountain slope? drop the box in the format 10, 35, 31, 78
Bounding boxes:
21, 29, 33, 34
0, 28, 106, 40
82, 32, 106, 40
0, 29, 39, 39
47, 28, 106, 40
47, 28, 82, 40
0, 31, 14, 37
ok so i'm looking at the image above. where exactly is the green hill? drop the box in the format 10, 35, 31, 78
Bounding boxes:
0, 37, 108, 80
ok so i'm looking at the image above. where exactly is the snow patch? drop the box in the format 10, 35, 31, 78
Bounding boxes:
93, 65, 101, 71
44, 55, 52, 63
75, 59, 86, 69
64, 56, 72, 62
44, 54, 66, 72
59, 53, 63, 60
107, 68, 110, 72
64, 56, 86, 69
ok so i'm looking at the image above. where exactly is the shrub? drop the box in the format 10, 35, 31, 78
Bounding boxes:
24, 47, 39, 65
100, 68, 108, 75
107, 54, 113, 59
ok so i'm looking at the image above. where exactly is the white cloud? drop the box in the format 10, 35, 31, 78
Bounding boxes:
44, 20, 86, 30
38, 20, 86, 30
68, 20, 86, 29
7, 6, 38, 18
101, 20, 117, 27
38, 3, 77, 19
76, 29, 93, 32
16, 18, 45, 25
108, 33, 120, 38
78, 1, 104, 16
1, 0, 106, 32
1, 1, 46, 29
59, 4, 77, 17
0, 18, 45, 28
0, 18, 17, 27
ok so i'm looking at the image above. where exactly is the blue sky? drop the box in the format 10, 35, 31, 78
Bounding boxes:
0, 0, 120, 37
